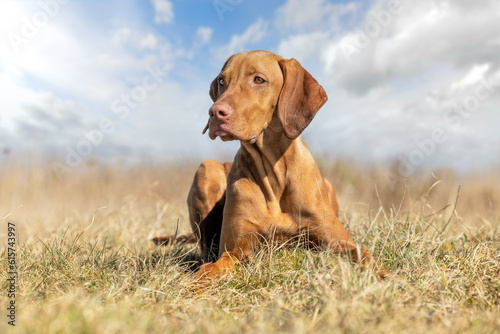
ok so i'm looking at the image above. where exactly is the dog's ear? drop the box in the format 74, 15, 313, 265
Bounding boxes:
277, 58, 328, 140
209, 55, 233, 102
209, 78, 218, 102
202, 118, 210, 134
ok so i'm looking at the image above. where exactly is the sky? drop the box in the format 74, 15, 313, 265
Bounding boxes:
0, 0, 499, 177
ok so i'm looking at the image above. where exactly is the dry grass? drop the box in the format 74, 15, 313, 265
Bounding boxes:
0, 157, 499, 333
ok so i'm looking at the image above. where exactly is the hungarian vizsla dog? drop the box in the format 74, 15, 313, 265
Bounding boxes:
153, 50, 390, 280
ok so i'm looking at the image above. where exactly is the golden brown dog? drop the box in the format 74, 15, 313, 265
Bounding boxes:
153, 50, 390, 280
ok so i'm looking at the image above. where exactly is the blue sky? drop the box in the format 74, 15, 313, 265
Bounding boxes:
1, 0, 499, 177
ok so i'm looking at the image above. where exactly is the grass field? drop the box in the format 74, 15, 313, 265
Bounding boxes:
1, 157, 499, 333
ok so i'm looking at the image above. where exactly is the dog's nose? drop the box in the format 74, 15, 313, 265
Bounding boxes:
209, 103, 232, 121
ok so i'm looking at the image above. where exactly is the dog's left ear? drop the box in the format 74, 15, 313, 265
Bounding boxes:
277, 58, 328, 140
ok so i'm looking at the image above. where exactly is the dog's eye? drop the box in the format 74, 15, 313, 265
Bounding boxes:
254, 76, 265, 84
218, 78, 225, 86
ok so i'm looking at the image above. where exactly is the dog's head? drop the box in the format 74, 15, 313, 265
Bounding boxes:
204, 50, 327, 142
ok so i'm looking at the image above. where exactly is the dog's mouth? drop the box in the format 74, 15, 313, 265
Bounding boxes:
215, 129, 237, 141
203, 119, 257, 143
205, 121, 237, 141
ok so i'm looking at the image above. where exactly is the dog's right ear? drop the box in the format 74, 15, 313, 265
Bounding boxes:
209, 78, 218, 102
209, 55, 233, 102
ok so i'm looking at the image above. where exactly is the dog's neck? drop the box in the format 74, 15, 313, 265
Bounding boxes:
241, 114, 294, 167
238, 114, 306, 207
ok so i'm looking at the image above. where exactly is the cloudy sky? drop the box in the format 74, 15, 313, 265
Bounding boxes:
1, 0, 499, 175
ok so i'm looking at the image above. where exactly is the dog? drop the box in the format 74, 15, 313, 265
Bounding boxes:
153, 50, 390, 281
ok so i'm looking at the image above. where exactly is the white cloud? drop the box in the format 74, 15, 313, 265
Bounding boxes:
277, 31, 329, 65
450, 64, 490, 92
196, 27, 213, 46
276, 0, 358, 32
0, 73, 37, 131
320, 0, 500, 95
151, 0, 174, 25
213, 18, 268, 61
111, 28, 159, 50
